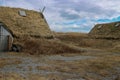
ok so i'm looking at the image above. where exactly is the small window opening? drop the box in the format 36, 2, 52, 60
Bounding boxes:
18, 10, 26, 17
115, 23, 120, 27
98, 25, 102, 29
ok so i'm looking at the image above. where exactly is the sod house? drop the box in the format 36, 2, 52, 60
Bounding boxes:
89, 21, 120, 39
0, 7, 53, 52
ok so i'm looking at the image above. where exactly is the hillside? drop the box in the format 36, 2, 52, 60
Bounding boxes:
55, 32, 120, 52
89, 21, 120, 39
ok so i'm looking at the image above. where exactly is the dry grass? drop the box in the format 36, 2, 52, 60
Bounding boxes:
47, 55, 120, 80
23, 38, 83, 55
55, 32, 120, 53
55, 32, 88, 41
0, 73, 25, 80
112, 42, 120, 52
13, 31, 120, 54
0, 58, 22, 68
0, 73, 50, 80
55, 32, 115, 50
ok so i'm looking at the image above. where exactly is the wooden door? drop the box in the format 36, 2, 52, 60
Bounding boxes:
0, 26, 9, 52
0, 35, 8, 52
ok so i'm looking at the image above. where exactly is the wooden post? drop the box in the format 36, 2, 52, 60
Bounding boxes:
42, 6, 46, 13
7, 35, 12, 51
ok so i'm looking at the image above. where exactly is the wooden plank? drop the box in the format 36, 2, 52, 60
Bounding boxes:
7, 35, 12, 51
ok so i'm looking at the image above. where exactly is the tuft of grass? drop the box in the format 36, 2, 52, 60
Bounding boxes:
0, 58, 22, 68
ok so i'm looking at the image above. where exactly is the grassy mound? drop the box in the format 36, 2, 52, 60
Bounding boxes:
23, 38, 83, 55
55, 32, 120, 52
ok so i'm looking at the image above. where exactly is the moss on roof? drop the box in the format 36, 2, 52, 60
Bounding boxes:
0, 6, 53, 38
89, 21, 120, 39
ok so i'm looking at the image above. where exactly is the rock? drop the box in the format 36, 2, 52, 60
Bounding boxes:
12, 44, 22, 52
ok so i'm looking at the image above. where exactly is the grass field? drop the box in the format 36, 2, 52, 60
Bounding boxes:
55, 32, 120, 52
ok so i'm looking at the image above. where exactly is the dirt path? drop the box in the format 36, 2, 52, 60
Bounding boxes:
0, 53, 92, 79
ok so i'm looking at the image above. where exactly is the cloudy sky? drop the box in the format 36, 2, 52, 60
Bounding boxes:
0, 0, 120, 33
